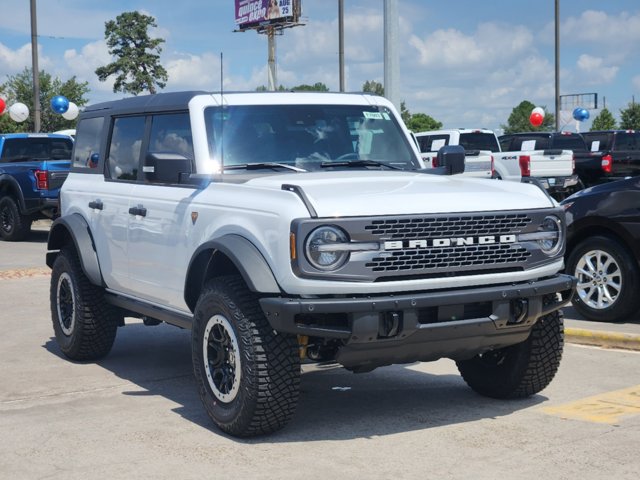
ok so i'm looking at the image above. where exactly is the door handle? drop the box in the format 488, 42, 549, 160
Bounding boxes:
88, 200, 103, 210
128, 205, 147, 217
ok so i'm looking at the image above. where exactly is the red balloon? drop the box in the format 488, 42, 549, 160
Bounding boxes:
529, 112, 543, 127
0, 97, 6, 115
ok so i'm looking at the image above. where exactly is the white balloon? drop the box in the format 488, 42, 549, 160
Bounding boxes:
62, 102, 79, 120
532, 107, 545, 117
9, 102, 29, 122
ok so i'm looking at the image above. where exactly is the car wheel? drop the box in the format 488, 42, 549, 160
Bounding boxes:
192, 275, 300, 437
456, 304, 563, 399
566, 235, 640, 322
0, 196, 32, 241
50, 247, 119, 360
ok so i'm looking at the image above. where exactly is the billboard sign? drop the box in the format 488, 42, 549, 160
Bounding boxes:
235, 0, 298, 30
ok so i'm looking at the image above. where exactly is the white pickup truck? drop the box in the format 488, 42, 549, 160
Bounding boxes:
414, 129, 493, 179
415, 128, 578, 199
498, 132, 580, 199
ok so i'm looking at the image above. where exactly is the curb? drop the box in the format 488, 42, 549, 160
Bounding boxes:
565, 327, 640, 351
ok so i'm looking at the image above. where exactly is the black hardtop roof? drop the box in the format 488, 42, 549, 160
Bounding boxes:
84, 90, 208, 114
82, 90, 379, 116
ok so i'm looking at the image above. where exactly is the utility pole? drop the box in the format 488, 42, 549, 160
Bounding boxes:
267, 26, 277, 91
338, 0, 345, 92
383, 0, 399, 110
30, 0, 41, 132
554, 0, 560, 131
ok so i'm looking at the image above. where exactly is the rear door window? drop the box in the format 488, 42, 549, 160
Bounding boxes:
459, 132, 500, 152
614, 132, 639, 151
417, 134, 449, 152
107, 116, 146, 181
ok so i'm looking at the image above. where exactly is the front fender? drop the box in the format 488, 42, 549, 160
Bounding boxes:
184, 234, 281, 311
46, 214, 104, 287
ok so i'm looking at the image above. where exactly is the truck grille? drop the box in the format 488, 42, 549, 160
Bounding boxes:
364, 214, 531, 239
366, 244, 530, 273
363, 213, 532, 276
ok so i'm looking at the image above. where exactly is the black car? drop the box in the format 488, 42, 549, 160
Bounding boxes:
562, 177, 640, 321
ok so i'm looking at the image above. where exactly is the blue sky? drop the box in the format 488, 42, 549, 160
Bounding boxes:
1, 0, 639, 132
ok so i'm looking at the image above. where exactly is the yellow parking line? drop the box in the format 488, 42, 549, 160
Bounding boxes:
542, 385, 640, 424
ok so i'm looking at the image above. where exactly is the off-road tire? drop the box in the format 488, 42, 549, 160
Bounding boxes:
456, 306, 564, 399
566, 235, 640, 322
50, 247, 118, 360
0, 196, 32, 241
192, 275, 300, 437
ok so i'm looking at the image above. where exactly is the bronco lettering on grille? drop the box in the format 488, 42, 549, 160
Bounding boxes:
384, 235, 517, 250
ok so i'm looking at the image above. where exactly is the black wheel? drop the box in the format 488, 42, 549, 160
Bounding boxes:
192, 275, 300, 437
566, 235, 640, 321
0, 196, 32, 241
456, 306, 564, 399
50, 247, 118, 360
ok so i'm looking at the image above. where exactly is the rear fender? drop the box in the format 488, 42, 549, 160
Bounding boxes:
46, 214, 104, 286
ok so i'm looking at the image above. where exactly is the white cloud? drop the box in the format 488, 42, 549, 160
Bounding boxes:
576, 54, 618, 84
0, 42, 33, 74
562, 10, 640, 46
63, 41, 114, 97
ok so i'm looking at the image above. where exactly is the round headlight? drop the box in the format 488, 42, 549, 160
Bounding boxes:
539, 215, 563, 255
304, 226, 350, 271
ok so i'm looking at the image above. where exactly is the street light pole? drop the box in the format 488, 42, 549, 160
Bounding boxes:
338, 0, 345, 92
383, 0, 399, 110
555, 0, 560, 131
30, 0, 41, 132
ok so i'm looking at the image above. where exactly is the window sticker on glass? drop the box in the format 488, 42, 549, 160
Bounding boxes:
521, 140, 536, 151
431, 139, 446, 151
363, 111, 383, 120
590, 140, 600, 152
382, 112, 391, 120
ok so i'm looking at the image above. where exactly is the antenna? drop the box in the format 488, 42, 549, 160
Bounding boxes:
220, 51, 224, 172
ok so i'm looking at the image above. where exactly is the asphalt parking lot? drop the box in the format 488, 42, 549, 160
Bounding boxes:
1, 221, 639, 480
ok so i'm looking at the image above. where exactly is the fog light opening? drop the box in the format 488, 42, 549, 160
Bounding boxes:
379, 312, 401, 338
509, 299, 529, 325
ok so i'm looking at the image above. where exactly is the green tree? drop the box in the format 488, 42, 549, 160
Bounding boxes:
406, 113, 442, 132
590, 107, 617, 131
400, 101, 411, 124
362, 80, 384, 96
291, 82, 329, 92
619, 101, 640, 130
0, 68, 89, 133
502, 100, 555, 134
95, 11, 168, 95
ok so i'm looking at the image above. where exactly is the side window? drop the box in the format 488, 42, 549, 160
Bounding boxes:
73, 117, 104, 169
148, 113, 193, 158
145, 113, 193, 184
499, 136, 512, 151
417, 135, 448, 152
107, 116, 146, 181
615, 133, 637, 151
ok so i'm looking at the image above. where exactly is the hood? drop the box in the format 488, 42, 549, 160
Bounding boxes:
246, 171, 553, 217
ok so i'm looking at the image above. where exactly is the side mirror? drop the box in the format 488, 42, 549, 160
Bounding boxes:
144, 152, 193, 184
437, 145, 465, 175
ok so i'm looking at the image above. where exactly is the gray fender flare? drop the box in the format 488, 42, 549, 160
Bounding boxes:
185, 235, 280, 310
46, 214, 104, 287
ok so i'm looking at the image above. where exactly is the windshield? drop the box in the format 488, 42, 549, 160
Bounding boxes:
203, 104, 419, 172
459, 132, 500, 152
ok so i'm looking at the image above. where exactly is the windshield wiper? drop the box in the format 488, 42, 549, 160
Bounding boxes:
320, 159, 402, 170
223, 162, 306, 172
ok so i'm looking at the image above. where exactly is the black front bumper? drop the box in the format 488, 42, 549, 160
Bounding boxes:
259, 274, 576, 369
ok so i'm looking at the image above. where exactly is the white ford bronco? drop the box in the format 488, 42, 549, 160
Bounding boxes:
47, 91, 576, 437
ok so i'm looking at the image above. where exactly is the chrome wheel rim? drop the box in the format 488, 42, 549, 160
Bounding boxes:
575, 249, 622, 310
56, 272, 76, 335
202, 314, 241, 403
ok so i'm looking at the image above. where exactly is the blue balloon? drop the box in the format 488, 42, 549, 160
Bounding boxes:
572, 107, 590, 122
50, 95, 69, 114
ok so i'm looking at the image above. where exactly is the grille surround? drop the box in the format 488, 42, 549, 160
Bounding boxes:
291, 208, 565, 281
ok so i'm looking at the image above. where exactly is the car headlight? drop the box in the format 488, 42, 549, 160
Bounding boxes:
538, 215, 563, 255
304, 226, 350, 271
517, 215, 564, 256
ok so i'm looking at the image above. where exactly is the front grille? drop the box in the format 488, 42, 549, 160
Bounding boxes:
364, 214, 531, 239
366, 244, 530, 272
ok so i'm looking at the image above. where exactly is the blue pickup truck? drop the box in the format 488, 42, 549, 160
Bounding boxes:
0, 133, 72, 241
